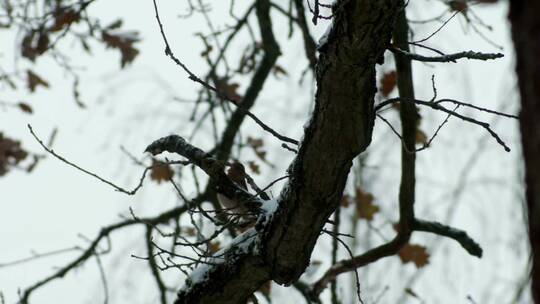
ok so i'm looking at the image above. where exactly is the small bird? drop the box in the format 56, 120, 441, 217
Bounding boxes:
217, 161, 250, 217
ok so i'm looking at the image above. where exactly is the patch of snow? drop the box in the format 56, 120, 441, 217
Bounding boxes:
187, 263, 210, 286
317, 21, 334, 50
262, 198, 279, 215
179, 229, 259, 292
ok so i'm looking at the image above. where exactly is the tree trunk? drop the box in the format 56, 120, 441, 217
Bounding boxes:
174, 0, 400, 303
509, 1, 540, 302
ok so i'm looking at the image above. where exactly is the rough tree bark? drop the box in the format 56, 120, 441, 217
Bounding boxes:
509, 1, 540, 302
168, 0, 401, 303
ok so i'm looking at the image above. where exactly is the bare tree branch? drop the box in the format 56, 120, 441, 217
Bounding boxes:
413, 220, 482, 257
389, 47, 504, 63
28, 124, 149, 195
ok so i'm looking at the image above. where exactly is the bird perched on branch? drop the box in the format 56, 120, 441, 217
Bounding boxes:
217, 161, 251, 218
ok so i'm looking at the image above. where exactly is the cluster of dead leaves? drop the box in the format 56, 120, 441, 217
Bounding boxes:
20, 5, 139, 69
21, 7, 82, 62
342, 187, 380, 221
398, 243, 430, 268
246, 137, 272, 174
0, 133, 28, 176
379, 71, 397, 97
14, 6, 139, 117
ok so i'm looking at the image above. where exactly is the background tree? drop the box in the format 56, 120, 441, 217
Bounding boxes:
0, 0, 529, 303
509, 0, 540, 302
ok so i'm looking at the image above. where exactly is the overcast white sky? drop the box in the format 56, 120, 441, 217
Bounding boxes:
0, 1, 530, 303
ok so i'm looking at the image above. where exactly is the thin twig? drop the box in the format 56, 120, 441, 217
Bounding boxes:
28, 124, 148, 195
0, 246, 81, 268
94, 252, 109, 304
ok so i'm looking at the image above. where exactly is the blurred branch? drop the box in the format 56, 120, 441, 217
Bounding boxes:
146, 227, 168, 304
215, 0, 284, 160
292, 0, 317, 71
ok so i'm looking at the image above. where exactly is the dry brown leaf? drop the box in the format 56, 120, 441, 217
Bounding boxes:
209, 241, 221, 254
0, 133, 28, 176
216, 78, 242, 103
27, 70, 49, 92
51, 9, 81, 32
254, 150, 266, 161
101, 31, 140, 68
247, 137, 264, 149
248, 161, 260, 175
448, 0, 468, 12
355, 187, 379, 221
247, 137, 268, 161
398, 243, 430, 268
21, 30, 49, 61
380, 71, 397, 97
341, 194, 351, 207
184, 227, 197, 237
150, 160, 174, 183
415, 129, 428, 145
18, 102, 33, 114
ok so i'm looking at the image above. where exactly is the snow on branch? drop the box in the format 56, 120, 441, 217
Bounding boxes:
145, 135, 263, 212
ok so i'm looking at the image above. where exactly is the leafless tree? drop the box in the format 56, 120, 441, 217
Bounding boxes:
0, 0, 524, 303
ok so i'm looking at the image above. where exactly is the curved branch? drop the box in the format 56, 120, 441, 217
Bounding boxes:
413, 220, 482, 257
